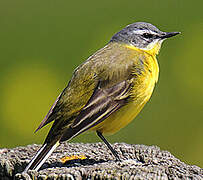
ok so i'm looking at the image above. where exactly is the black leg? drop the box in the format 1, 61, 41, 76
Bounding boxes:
96, 131, 120, 161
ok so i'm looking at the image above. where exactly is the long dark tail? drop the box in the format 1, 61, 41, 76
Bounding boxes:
24, 141, 60, 172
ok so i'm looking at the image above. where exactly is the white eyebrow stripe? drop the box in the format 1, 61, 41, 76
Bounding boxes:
133, 29, 157, 35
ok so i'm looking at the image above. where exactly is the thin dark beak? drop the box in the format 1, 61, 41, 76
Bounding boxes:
161, 32, 180, 39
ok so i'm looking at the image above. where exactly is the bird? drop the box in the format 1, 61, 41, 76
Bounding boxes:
24, 22, 180, 172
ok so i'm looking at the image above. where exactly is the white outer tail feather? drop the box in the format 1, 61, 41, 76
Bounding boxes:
24, 141, 60, 172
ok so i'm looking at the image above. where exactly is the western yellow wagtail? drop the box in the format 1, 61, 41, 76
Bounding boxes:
24, 22, 180, 172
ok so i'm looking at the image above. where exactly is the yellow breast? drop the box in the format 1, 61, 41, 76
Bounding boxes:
91, 45, 159, 134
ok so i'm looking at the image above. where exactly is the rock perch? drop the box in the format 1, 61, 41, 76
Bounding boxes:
0, 142, 202, 179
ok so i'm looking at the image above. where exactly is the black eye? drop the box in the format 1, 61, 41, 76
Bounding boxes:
142, 33, 154, 39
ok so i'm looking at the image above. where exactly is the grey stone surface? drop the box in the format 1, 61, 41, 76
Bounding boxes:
0, 142, 202, 179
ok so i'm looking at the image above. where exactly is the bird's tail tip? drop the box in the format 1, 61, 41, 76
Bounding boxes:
24, 141, 60, 173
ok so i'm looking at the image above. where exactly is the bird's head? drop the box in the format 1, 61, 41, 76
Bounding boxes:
111, 22, 180, 55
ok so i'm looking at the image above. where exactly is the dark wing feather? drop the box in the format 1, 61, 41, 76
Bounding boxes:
35, 93, 62, 132
60, 79, 132, 142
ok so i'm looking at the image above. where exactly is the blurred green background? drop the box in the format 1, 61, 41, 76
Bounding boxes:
0, 0, 202, 167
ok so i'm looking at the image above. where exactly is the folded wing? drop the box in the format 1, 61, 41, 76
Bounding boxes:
60, 79, 133, 141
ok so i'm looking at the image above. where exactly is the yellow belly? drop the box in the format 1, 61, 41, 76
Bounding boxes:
90, 50, 159, 134
90, 75, 156, 134
90, 100, 147, 134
